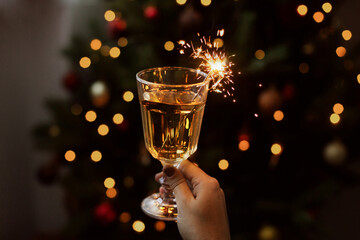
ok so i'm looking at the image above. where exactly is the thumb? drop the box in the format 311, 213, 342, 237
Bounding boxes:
163, 165, 194, 204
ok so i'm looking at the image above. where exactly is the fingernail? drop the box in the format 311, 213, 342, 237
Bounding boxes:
163, 166, 175, 177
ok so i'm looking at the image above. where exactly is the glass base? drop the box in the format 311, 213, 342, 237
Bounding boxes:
141, 193, 178, 221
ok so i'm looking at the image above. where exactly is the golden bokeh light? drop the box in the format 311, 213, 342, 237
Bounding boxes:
106, 188, 117, 198
313, 12, 325, 23
273, 110, 284, 121
154, 221, 166, 232
100, 45, 110, 56
336, 46, 346, 57
119, 212, 131, 223
104, 177, 116, 189
164, 41, 175, 51
98, 124, 109, 136
213, 38, 224, 48
200, 0, 211, 7
322, 2, 332, 13
104, 10, 116, 22
64, 150, 76, 162
48, 125, 60, 137
118, 37, 128, 47
123, 176, 134, 188
176, 0, 187, 5
123, 91, 134, 102
299, 62, 309, 74
91, 150, 102, 162
79, 57, 91, 68
90, 39, 102, 50
297, 5, 308, 16
132, 220, 145, 233
342, 30, 352, 41
330, 113, 340, 124
259, 225, 279, 240
271, 143, 282, 155
238, 140, 250, 151
71, 104, 83, 116
85, 110, 97, 122
218, 159, 229, 170
357, 74, 360, 84
333, 103, 344, 114
109, 47, 121, 58
255, 49, 265, 60
113, 113, 124, 125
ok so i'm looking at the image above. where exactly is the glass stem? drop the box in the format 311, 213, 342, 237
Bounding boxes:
159, 163, 179, 205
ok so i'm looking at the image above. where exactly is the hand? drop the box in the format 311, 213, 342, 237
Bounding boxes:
155, 160, 230, 240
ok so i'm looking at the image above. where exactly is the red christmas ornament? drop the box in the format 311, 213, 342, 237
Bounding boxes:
108, 18, 127, 39
144, 6, 159, 20
63, 71, 80, 92
94, 201, 117, 224
282, 84, 296, 101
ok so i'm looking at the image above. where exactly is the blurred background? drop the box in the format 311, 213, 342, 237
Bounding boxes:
1, 0, 360, 239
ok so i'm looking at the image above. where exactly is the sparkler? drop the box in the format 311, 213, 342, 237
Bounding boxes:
178, 30, 236, 100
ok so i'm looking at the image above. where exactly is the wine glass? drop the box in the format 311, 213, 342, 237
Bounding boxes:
136, 66, 209, 221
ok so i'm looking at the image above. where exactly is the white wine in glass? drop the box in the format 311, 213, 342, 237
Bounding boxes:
136, 67, 209, 220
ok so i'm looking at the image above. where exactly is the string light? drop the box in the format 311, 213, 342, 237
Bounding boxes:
330, 113, 340, 124
71, 104, 83, 116
218, 159, 229, 170
336, 46, 346, 57
118, 37, 128, 47
100, 45, 110, 56
109, 47, 121, 58
104, 10, 116, 22
123, 176, 134, 188
85, 110, 97, 122
79, 57, 91, 68
322, 2, 332, 13
123, 91, 134, 102
271, 143, 282, 155
299, 62, 309, 74
91, 150, 102, 162
90, 39, 102, 50
200, 0, 211, 7
48, 125, 60, 137
213, 38, 224, 48
238, 140, 250, 151
106, 188, 117, 198
333, 103, 344, 114
255, 49, 265, 60
154, 221, 166, 232
98, 124, 109, 136
132, 220, 145, 233
313, 12, 324, 23
119, 212, 131, 223
176, 0, 187, 5
104, 177, 115, 188
113, 113, 124, 124
342, 30, 352, 41
297, 5, 308, 16
273, 110, 284, 121
164, 41, 175, 51
64, 150, 76, 162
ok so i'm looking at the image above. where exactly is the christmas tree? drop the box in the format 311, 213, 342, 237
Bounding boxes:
34, 0, 360, 239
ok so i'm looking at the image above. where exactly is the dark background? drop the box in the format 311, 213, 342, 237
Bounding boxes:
0, 0, 359, 239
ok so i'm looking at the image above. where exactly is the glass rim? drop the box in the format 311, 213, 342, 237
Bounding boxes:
136, 66, 209, 87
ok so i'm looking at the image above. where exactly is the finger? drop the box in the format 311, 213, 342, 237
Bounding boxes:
163, 165, 194, 205
155, 172, 164, 183
178, 159, 209, 185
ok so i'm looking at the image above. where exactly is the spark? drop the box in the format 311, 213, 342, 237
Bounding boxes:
179, 30, 236, 98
